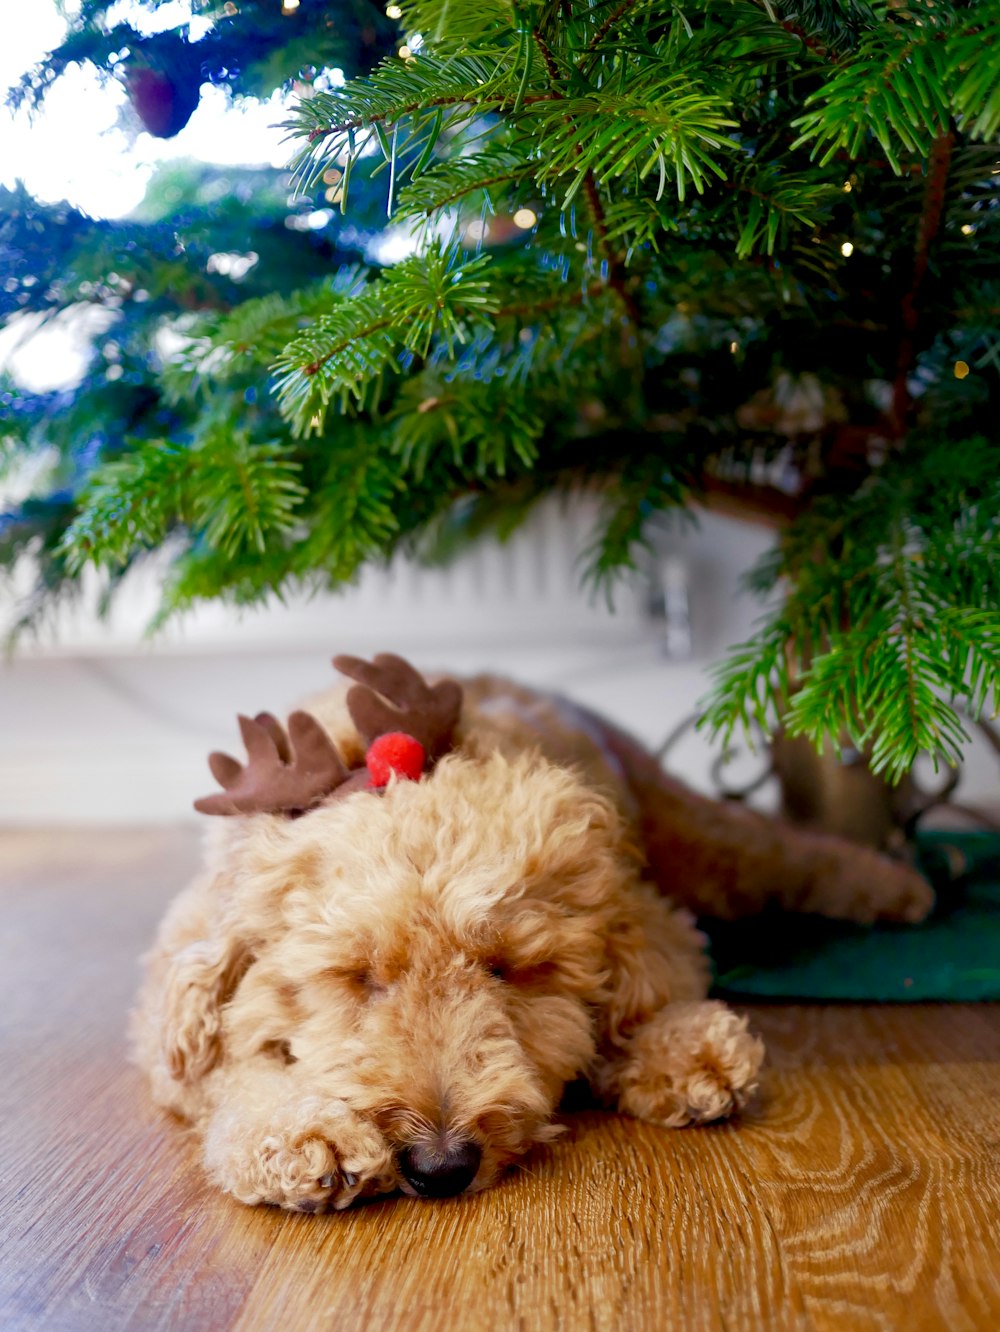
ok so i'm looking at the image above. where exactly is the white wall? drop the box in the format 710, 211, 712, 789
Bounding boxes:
2, 504, 995, 824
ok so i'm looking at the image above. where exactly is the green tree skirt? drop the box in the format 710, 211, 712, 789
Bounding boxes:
707, 833, 1000, 1002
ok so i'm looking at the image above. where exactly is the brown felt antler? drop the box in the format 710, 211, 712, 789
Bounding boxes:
194, 710, 368, 817
332, 652, 463, 760
194, 653, 463, 817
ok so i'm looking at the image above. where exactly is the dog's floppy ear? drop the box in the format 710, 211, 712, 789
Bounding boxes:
159, 929, 252, 1084
135, 873, 254, 1092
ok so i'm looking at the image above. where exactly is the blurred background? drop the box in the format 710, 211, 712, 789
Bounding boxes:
0, 0, 781, 825
3, 0, 997, 831
2, 490, 782, 823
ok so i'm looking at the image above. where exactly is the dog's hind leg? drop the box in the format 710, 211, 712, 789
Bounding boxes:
582, 709, 933, 925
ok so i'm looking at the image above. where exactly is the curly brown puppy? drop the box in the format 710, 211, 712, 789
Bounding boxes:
131, 655, 932, 1211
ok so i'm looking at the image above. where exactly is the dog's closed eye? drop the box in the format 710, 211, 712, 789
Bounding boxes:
483, 956, 559, 988
321, 965, 388, 999
260, 1038, 297, 1065
354, 968, 388, 997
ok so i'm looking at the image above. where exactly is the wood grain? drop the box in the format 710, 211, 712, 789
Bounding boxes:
1, 828, 997, 1332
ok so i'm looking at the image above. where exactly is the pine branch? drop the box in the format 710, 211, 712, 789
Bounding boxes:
273, 245, 499, 433
701, 438, 1000, 780
394, 149, 531, 219
585, 449, 693, 595
776, 18, 842, 63
729, 166, 841, 258
523, 81, 738, 203
294, 431, 401, 580
273, 294, 397, 429
395, 1, 517, 48
949, 9, 1000, 140
7, 0, 1000, 782
792, 25, 952, 171
585, 1, 640, 57
892, 130, 956, 433
160, 273, 371, 400
285, 54, 541, 191
389, 377, 544, 480
190, 433, 305, 557
59, 442, 191, 572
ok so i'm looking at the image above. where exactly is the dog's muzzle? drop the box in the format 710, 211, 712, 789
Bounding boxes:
397, 1138, 482, 1198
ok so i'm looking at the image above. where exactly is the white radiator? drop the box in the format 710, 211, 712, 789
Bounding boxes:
0, 506, 792, 823
2, 498, 649, 656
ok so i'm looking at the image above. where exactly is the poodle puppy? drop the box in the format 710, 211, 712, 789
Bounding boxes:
131, 655, 932, 1211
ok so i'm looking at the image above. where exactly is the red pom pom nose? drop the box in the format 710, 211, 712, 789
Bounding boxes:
365, 732, 426, 787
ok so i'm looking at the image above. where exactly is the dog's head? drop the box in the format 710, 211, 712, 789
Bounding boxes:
166, 751, 636, 1198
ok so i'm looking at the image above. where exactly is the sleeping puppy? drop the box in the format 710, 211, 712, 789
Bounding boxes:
131, 654, 931, 1210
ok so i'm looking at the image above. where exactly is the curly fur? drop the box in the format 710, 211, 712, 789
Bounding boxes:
132, 672, 933, 1211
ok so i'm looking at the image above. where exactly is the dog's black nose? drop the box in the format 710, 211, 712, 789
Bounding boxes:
398, 1139, 482, 1198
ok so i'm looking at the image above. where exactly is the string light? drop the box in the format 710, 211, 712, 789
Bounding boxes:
512, 208, 537, 229
961, 224, 975, 235
398, 45, 412, 58
842, 181, 852, 192
281, 0, 300, 11
729, 340, 738, 353
954, 361, 971, 379
386, 3, 403, 16
465, 219, 489, 242
840, 241, 854, 257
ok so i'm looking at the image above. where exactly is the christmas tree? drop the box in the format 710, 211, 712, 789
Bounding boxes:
2, 0, 998, 782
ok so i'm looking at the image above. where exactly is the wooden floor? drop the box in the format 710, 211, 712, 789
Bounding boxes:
1, 829, 998, 1332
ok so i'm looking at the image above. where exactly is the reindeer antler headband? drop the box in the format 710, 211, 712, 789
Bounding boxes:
194, 653, 463, 818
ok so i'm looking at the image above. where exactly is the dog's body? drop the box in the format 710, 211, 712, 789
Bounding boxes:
132, 670, 932, 1210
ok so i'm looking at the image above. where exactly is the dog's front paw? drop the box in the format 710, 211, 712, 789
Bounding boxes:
614, 1001, 765, 1129
204, 1098, 395, 1212
251, 1133, 366, 1212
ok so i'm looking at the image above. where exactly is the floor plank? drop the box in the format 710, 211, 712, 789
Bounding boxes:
1, 828, 997, 1332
